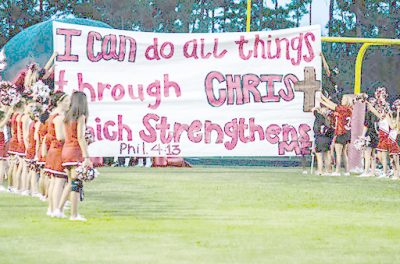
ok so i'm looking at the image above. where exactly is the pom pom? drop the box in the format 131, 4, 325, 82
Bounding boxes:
76, 163, 100, 182
85, 128, 94, 145
369, 97, 377, 107
354, 136, 370, 151
30, 80, 50, 104
0, 81, 21, 106
353, 93, 368, 103
392, 99, 400, 111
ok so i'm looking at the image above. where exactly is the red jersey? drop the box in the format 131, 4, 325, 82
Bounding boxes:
334, 105, 352, 135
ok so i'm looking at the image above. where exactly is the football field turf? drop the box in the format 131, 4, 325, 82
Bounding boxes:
1, 166, 400, 263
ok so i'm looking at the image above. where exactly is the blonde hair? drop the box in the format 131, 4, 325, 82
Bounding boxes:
342, 94, 354, 108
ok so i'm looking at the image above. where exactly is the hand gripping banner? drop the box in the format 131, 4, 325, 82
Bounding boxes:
53, 22, 322, 157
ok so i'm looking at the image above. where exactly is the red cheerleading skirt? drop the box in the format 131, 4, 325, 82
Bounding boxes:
44, 140, 66, 177
17, 140, 26, 156
0, 132, 7, 159
388, 139, 400, 155
25, 141, 36, 160
8, 136, 19, 155
62, 142, 83, 168
37, 143, 45, 166
377, 131, 389, 152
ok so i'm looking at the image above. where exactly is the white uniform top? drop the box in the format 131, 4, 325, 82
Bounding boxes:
389, 129, 398, 142
379, 118, 389, 134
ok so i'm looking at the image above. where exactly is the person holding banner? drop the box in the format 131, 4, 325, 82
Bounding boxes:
318, 94, 353, 176
54, 91, 90, 221
312, 106, 334, 175
42, 91, 70, 217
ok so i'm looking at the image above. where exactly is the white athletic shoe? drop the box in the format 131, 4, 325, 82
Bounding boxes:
343, 172, 350, 176
302, 170, 308, 174
145, 157, 153, 168
377, 173, 389, 179
53, 209, 66, 219
0, 186, 6, 192
21, 190, 31, 196
41, 196, 47, 202
391, 177, 400, 180
357, 173, 373, 177
135, 158, 144, 167
330, 172, 341, 176
70, 214, 87, 222
46, 208, 52, 216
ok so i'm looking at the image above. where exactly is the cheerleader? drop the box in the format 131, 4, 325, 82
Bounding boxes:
37, 111, 50, 201
312, 106, 334, 175
318, 94, 353, 176
0, 104, 14, 191
7, 101, 24, 193
20, 98, 37, 196
367, 101, 391, 177
388, 103, 400, 180
42, 91, 70, 216
358, 97, 379, 177
25, 105, 42, 197
54, 91, 89, 221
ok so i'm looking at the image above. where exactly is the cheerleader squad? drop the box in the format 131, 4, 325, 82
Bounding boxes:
0, 52, 98, 222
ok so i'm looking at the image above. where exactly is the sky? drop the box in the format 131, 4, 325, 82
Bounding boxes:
264, 0, 330, 36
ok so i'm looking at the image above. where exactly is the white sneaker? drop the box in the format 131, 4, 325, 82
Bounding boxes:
377, 174, 389, 179
391, 177, 399, 180
0, 186, 6, 192
41, 196, 47, 202
70, 214, 87, 222
145, 158, 153, 168
65, 201, 71, 206
357, 173, 373, 177
21, 190, 31, 196
330, 172, 341, 176
343, 172, 350, 176
53, 209, 66, 219
46, 208, 52, 216
135, 158, 144, 167
302, 170, 308, 174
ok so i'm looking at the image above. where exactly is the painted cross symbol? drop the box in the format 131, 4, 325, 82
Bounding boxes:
294, 67, 321, 112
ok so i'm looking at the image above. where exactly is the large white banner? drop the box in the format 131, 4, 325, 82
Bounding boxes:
53, 22, 321, 157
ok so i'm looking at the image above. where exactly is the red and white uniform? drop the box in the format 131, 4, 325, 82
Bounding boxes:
62, 120, 84, 167
44, 114, 66, 177
388, 129, 400, 155
36, 120, 49, 166
25, 121, 37, 161
334, 105, 352, 135
377, 118, 390, 152
0, 131, 7, 160
8, 113, 19, 155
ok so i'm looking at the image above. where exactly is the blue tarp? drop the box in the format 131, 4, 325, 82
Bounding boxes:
0, 18, 113, 81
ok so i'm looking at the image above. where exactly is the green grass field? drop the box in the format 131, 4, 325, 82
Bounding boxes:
1, 166, 400, 263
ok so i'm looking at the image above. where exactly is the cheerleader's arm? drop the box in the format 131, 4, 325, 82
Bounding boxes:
317, 97, 335, 110
366, 102, 382, 119
42, 135, 48, 158
22, 115, 30, 149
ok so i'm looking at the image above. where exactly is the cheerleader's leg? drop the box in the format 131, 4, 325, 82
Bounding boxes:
47, 175, 55, 215
0, 160, 6, 190
57, 169, 71, 212
334, 143, 343, 174
392, 154, 399, 179
30, 170, 38, 196
70, 167, 86, 221
370, 149, 377, 176
363, 147, 372, 175
38, 168, 45, 196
